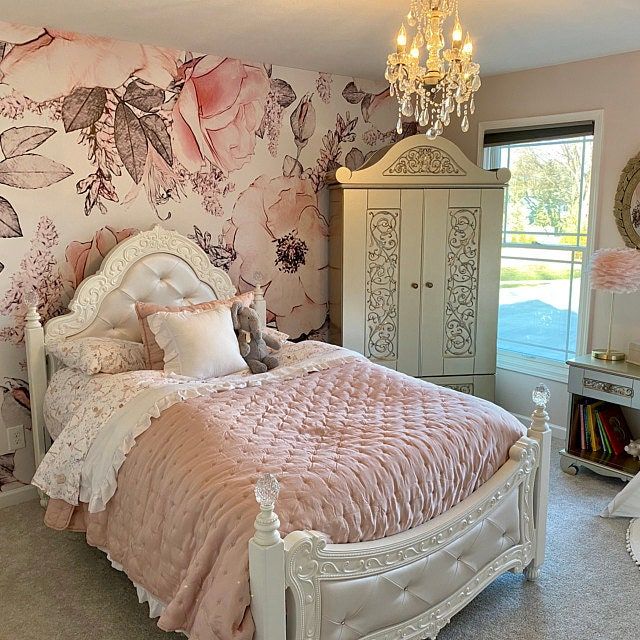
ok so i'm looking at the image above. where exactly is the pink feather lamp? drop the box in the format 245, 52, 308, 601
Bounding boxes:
589, 248, 640, 360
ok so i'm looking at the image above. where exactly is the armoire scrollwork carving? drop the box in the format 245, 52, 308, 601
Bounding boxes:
327, 135, 510, 400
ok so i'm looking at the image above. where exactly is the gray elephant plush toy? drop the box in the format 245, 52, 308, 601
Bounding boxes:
231, 301, 281, 374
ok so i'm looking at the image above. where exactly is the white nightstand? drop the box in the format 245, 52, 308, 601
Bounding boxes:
560, 356, 640, 481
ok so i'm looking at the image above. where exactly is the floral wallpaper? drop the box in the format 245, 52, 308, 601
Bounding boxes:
0, 21, 399, 492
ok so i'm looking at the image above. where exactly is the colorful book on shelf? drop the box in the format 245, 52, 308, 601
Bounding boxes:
577, 400, 588, 450
581, 403, 590, 450
597, 404, 632, 456
595, 413, 612, 454
586, 402, 601, 451
576, 402, 586, 450
587, 401, 608, 453
569, 401, 583, 450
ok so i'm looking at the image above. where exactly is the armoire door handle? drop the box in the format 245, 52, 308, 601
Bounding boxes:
411, 282, 419, 289
425, 282, 434, 288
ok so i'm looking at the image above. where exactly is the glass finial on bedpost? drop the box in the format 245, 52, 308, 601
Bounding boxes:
24, 286, 40, 310
253, 473, 281, 547
255, 473, 280, 508
24, 287, 41, 326
530, 383, 551, 433
532, 383, 550, 408
252, 271, 267, 330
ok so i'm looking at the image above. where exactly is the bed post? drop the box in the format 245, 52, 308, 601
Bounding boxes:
252, 283, 267, 330
24, 290, 49, 507
249, 473, 286, 640
525, 383, 552, 581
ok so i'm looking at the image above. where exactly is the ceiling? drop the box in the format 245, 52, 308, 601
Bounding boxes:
1, 0, 640, 80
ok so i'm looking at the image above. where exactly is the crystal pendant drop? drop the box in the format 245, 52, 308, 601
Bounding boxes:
426, 127, 437, 140
461, 114, 469, 132
402, 99, 413, 117
419, 109, 428, 127
469, 97, 475, 114
434, 119, 443, 136
471, 75, 481, 91
390, 83, 395, 96
456, 103, 461, 117
396, 116, 403, 135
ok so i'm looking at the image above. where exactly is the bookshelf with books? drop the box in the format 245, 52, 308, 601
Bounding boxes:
561, 356, 640, 480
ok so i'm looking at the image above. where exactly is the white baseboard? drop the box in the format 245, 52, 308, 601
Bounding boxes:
0, 484, 38, 510
512, 412, 566, 442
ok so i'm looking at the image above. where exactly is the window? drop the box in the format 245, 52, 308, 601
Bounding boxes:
482, 119, 597, 380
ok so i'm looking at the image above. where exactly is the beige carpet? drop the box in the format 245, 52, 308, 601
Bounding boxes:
1, 440, 638, 640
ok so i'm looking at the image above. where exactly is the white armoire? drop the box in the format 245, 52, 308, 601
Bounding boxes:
327, 135, 510, 400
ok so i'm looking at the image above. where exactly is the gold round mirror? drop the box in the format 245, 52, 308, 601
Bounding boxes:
614, 150, 640, 248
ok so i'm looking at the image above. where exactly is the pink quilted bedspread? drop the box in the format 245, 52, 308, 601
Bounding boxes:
53, 359, 525, 640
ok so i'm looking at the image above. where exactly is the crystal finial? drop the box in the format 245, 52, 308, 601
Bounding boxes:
255, 473, 279, 508
23, 288, 39, 308
253, 270, 265, 286
532, 383, 550, 408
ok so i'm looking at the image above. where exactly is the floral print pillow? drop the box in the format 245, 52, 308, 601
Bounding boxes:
47, 337, 146, 375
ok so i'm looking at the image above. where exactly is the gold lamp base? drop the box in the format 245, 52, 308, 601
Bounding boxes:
592, 349, 626, 361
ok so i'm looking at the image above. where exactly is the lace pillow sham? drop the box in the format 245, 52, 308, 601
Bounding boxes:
135, 292, 254, 370
47, 337, 146, 375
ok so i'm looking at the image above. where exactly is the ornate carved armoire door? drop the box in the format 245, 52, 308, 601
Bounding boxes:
419, 187, 502, 379
363, 188, 423, 374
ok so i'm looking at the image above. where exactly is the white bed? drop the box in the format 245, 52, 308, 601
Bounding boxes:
24, 225, 552, 640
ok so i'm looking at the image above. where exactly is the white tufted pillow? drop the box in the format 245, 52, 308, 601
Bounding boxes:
47, 337, 146, 375
147, 306, 247, 378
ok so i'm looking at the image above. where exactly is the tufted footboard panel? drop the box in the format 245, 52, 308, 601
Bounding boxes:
318, 491, 520, 640
283, 438, 539, 640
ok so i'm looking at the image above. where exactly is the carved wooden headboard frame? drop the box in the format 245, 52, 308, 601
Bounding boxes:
24, 225, 266, 479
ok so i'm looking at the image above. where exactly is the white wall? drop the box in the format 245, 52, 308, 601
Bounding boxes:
448, 49, 640, 429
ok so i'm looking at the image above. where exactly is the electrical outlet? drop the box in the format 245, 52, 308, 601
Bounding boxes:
7, 425, 25, 451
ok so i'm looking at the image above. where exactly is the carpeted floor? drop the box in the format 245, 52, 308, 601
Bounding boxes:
1, 440, 638, 640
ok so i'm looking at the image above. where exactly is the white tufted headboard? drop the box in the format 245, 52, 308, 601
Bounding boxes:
24, 226, 265, 484
44, 225, 260, 343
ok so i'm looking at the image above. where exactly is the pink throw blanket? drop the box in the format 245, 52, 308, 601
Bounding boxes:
52, 359, 525, 640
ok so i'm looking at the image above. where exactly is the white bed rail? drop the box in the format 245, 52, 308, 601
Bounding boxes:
249, 385, 552, 640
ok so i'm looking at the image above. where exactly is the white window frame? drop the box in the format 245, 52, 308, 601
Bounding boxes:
477, 110, 604, 384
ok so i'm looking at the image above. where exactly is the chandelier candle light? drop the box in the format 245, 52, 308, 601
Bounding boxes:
386, 0, 480, 139
589, 248, 640, 361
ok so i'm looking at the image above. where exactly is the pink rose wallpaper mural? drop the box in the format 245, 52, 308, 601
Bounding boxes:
0, 19, 398, 491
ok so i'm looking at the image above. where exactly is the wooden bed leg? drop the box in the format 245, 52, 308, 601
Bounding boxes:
249, 474, 286, 640
525, 383, 552, 582
24, 290, 49, 507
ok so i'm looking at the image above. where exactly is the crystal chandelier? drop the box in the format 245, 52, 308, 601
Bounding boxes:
385, 0, 480, 139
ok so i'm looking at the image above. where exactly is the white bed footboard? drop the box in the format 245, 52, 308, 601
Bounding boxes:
249, 387, 552, 640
